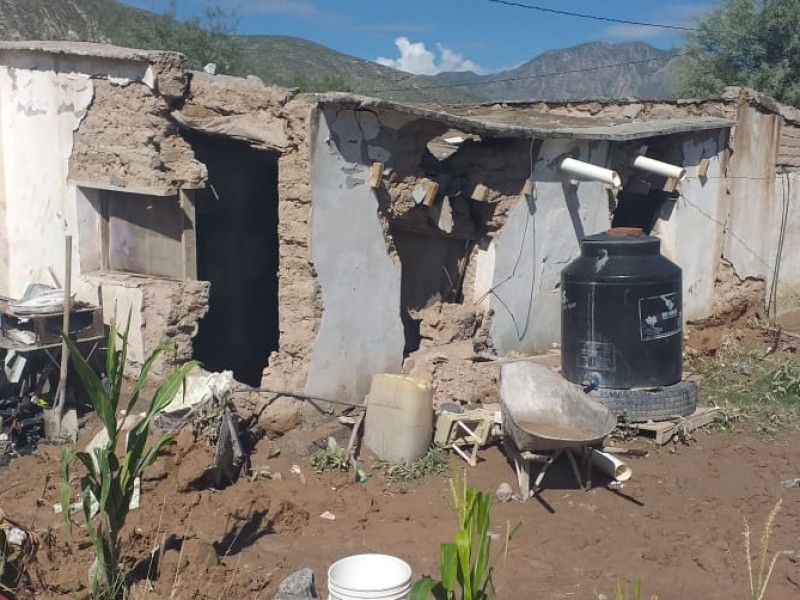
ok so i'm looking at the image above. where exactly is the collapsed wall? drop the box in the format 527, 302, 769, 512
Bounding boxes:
65, 51, 321, 382
304, 95, 751, 409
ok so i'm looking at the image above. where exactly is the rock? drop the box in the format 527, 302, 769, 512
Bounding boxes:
274, 568, 318, 600
495, 482, 514, 503
258, 396, 302, 435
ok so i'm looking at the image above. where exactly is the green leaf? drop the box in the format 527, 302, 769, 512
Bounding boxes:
60, 448, 75, 539
454, 528, 473, 600
410, 577, 442, 600
473, 492, 492, 587
150, 360, 198, 416
64, 333, 116, 439
124, 339, 175, 416
439, 542, 458, 592
73, 450, 99, 481
136, 434, 174, 477
98, 450, 112, 512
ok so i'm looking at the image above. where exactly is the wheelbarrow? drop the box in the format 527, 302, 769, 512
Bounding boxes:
499, 361, 617, 499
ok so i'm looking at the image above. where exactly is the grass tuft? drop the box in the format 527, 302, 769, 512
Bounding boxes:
383, 445, 450, 483
688, 334, 800, 436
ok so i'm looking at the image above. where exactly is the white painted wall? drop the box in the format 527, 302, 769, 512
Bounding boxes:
724, 106, 781, 281
0, 66, 93, 297
770, 172, 800, 310
654, 130, 728, 321
489, 139, 613, 354
306, 109, 405, 401
0, 54, 165, 365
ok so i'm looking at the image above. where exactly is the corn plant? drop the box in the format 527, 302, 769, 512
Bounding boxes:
60, 320, 196, 598
410, 470, 521, 600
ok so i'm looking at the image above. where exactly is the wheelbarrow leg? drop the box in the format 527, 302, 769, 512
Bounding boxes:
565, 448, 585, 491
503, 436, 532, 500
530, 450, 561, 497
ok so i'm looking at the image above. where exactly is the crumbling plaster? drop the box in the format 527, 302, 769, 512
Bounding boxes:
489, 138, 613, 355
305, 107, 405, 403
654, 130, 729, 321
0, 63, 93, 297
70, 78, 205, 192
0, 46, 209, 375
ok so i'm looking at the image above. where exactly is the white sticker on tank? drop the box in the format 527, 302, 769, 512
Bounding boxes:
638, 292, 681, 341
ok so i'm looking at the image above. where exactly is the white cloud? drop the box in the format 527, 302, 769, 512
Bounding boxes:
376, 37, 484, 75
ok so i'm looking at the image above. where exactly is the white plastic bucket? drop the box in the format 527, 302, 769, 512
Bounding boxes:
328, 553, 412, 600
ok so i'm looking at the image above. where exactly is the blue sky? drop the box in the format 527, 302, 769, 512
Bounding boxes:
121, 0, 714, 74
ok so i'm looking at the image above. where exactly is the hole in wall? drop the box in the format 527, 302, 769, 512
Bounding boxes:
390, 226, 469, 355
186, 132, 280, 387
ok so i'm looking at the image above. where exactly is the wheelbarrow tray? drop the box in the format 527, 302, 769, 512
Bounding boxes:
500, 361, 616, 452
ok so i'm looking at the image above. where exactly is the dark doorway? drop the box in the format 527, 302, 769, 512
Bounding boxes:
187, 132, 279, 386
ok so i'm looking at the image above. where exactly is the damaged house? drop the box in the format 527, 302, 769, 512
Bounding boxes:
0, 41, 798, 428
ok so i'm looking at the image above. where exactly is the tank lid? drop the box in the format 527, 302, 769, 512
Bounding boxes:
580, 232, 661, 256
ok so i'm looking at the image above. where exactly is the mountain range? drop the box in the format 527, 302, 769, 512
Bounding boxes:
0, 0, 680, 103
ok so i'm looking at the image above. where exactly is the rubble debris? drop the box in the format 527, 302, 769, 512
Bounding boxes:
434, 405, 499, 467
495, 482, 514, 503
153, 368, 234, 432
6, 283, 74, 316
274, 568, 318, 600
210, 408, 246, 487
782, 477, 800, 489
290, 464, 307, 485
0, 396, 44, 466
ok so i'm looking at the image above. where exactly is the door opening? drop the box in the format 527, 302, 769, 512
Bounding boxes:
187, 132, 279, 386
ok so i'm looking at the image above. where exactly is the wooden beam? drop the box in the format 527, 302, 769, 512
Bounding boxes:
180, 189, 197, 280
471, 183, 490, 202
696, 158, 710, 178
369, 162, 384, 189
99, 191, 110, 272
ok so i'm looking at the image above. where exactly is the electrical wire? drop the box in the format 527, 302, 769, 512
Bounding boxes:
768, 172, 790, 322
475, 137, 538, 342
484, 0, 697, 32
679, 181, 800, 311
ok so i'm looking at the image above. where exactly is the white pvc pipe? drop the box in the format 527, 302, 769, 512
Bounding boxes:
590, 449, 632, 482
559, 157, 622, 188
632, 155, 686, 181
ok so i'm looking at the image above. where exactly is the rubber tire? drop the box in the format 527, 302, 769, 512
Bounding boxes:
589, 380, 697, 423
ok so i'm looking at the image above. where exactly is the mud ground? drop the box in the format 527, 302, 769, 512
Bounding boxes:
1, 417, 799, 599
2, 319, 800, 599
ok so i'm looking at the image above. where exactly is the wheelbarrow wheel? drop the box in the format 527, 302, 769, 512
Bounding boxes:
589, 380, 697, 423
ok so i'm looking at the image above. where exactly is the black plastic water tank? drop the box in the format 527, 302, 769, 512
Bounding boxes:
561, 231, 683, 390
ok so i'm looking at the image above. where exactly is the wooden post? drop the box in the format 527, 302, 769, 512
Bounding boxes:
180, 190, 197, 280
45, 235, 73, 439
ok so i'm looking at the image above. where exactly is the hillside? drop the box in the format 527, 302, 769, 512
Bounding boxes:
241, 36, 478, 104
441, 41, 679, 101
0, 0, 680, 102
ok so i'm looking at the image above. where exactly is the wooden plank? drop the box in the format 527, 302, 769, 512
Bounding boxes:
180, 189, 198, 280
471, 183, 490, 202
369, 162, 384, 189
626, 407, 718, 445
696, 158, 710, 178
99, 191, 110, 272
69, 178, 179, 197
